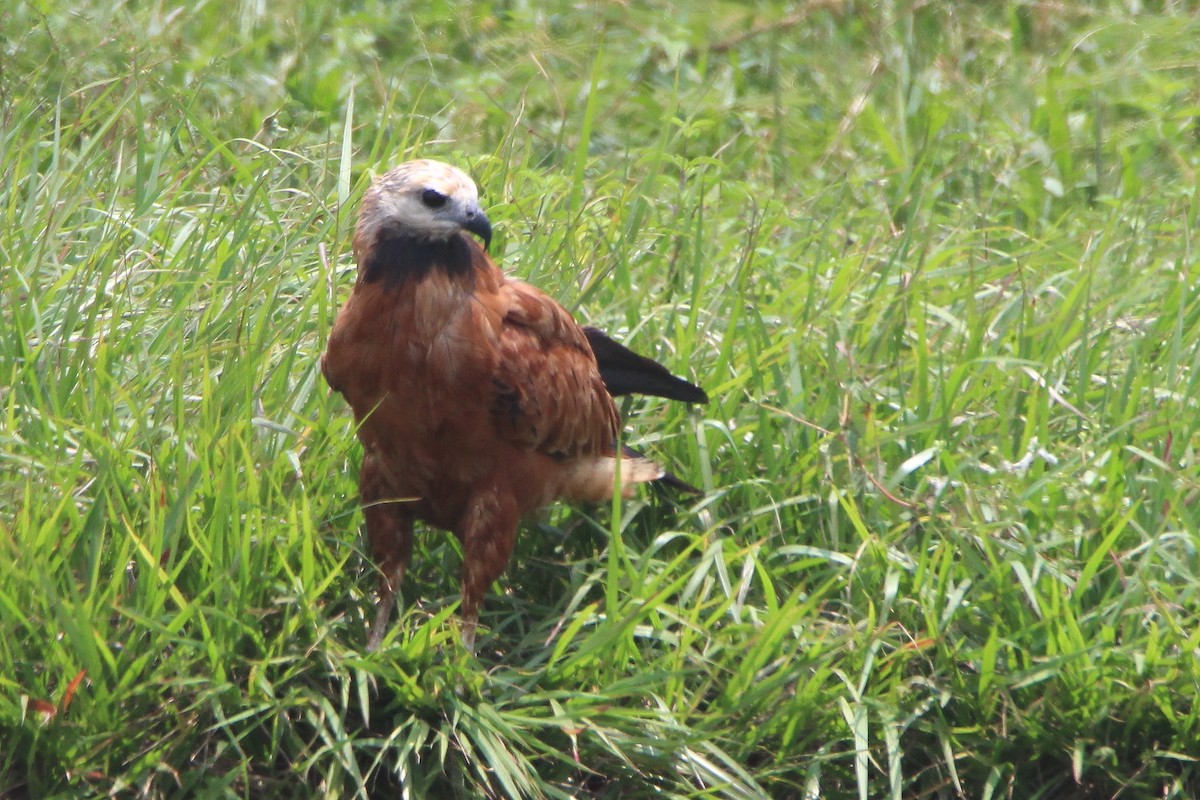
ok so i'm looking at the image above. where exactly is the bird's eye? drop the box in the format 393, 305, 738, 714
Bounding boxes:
421, 188, 448, 209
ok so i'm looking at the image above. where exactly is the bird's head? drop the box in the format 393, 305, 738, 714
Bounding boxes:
357, 159, 493, 251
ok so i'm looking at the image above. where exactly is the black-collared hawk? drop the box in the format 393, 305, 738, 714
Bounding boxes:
322, 160, 706, 650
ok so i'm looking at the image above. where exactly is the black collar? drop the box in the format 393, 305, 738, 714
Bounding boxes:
360, 233, 476, 287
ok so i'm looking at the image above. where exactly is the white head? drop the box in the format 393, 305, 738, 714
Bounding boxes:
356, 159, 492, 250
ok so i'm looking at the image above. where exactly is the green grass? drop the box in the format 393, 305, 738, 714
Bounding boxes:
3, 1, 1200, 797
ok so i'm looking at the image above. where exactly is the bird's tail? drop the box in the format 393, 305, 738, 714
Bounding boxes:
562, 446, 701, 503
562, 454, 665, 503
621, 444, 702, 495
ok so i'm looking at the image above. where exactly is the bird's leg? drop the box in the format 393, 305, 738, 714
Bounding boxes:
360, 455, 413, 651
365, 507, 413, 651
457, 491, 518, 652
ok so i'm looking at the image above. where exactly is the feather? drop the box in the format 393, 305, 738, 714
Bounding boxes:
583, 326, 708, 403
323, 160, 707, 651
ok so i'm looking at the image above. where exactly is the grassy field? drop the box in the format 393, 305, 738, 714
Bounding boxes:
4, 1, 1200, 797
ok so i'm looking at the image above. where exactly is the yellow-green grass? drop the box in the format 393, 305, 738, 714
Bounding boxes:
3, 2, 1199, 797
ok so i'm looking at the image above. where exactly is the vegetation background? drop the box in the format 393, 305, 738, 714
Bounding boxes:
3, 1, 1200, 797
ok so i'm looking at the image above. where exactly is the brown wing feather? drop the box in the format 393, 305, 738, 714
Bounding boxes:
491, 279, 620, 459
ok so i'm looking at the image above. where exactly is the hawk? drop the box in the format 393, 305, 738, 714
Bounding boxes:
323, 160, 705, 649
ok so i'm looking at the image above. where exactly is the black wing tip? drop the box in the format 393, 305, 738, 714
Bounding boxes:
583, 326, 709, 405
602, 369, 709, 404
671, 381, 709, 405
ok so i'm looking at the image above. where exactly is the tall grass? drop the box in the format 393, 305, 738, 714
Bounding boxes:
3, 1, 1200, 797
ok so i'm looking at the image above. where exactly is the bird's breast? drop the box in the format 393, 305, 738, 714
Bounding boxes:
324, 270, 503, 490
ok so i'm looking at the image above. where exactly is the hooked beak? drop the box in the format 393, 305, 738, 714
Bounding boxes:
462, 208, 493, 251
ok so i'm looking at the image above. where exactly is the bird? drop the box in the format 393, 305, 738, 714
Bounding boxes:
322, 159, 705, 650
